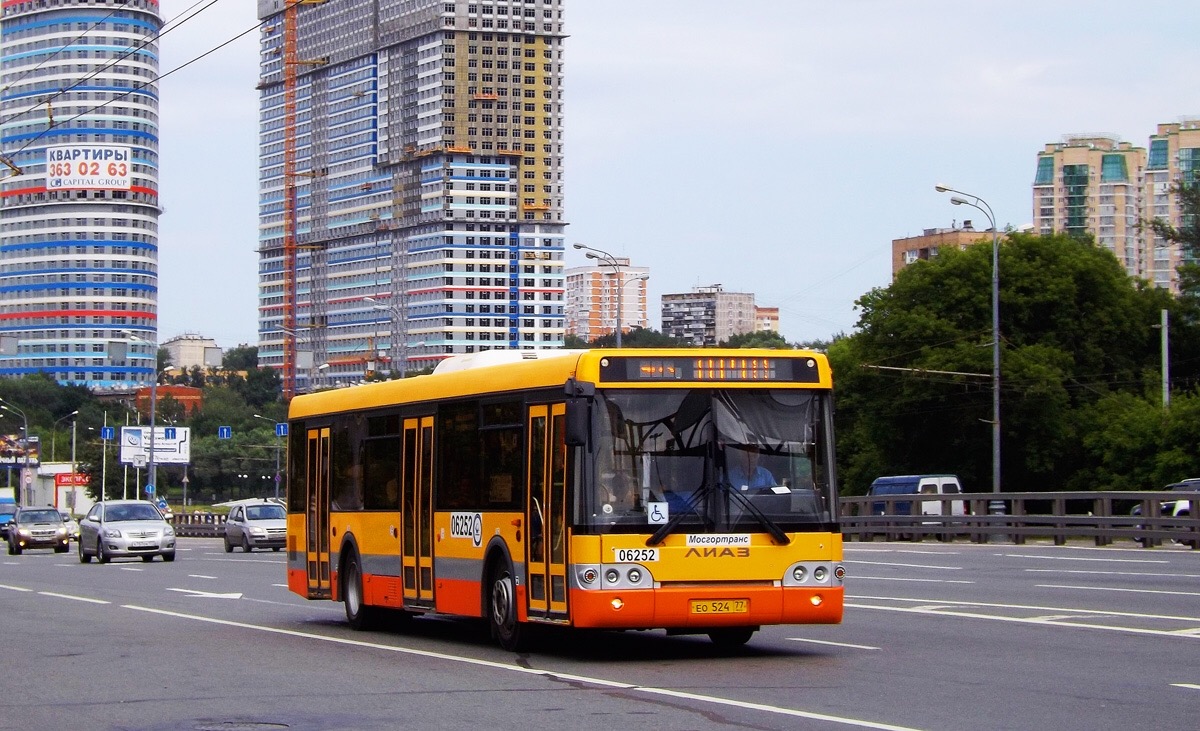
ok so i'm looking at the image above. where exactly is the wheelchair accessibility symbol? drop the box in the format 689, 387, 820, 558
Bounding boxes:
648, 502, 669, 524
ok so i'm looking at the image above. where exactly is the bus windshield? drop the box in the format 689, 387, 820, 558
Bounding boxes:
583, 388, 836, 535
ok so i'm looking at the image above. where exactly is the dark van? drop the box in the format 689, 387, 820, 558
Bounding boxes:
868, 474, 966, 516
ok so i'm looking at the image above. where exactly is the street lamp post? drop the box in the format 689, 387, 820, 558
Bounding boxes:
364, 296, 407, 377
936, 184, 1001, 495
123, 331, 158, 499
253, 414, 283, 500
0, 401, 31, 503
573, 243, 630, 347
51, 410, 79, 462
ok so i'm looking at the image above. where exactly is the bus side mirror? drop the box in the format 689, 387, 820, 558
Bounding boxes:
565, 398, 589, 447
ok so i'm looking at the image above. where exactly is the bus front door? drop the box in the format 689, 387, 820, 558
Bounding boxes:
305, 427, 332, 598
526, 404, 568, 618
401, 416, 435, 605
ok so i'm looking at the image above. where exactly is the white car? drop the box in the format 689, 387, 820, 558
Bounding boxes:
1132, 479, 1199, 547
224, 501, 286, 552
59, 510, 80, 541
78, 499, 176, 563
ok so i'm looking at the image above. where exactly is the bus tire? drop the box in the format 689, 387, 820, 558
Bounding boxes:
343, 551, 378, 631
488, 559, 526, 652
708, 627, 755, 648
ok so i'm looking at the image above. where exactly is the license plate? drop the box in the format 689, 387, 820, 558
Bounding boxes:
689, 599, 749, 615
131, 542, 156, 549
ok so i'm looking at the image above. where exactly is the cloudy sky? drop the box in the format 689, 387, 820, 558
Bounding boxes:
156, 0, 1200, 348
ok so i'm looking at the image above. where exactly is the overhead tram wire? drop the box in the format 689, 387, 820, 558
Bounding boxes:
3, 0, 278, 160
0, 0, 221, 136
0, 4, 125, 93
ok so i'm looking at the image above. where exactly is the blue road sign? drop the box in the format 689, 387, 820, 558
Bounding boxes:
101, 426, 115, 441
145, 483, 155, 496
218, 426, 232, 439
275, 422, 288, 438
164, 427, 176, 440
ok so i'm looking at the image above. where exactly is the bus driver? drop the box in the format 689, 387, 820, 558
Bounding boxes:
724, 444, 776, 492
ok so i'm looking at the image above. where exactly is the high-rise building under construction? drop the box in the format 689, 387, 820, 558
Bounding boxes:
0, 0, 162, 389
255, 0, 567, 394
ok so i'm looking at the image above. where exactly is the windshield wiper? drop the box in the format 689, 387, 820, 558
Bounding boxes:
724, 485, 791, 545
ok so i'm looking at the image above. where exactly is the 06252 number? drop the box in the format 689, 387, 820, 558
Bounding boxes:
613, 548, 659, 563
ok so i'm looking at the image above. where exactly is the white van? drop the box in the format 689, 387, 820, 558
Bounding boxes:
867, 474, 966, 516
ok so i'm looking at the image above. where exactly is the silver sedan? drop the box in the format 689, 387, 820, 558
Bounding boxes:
78, 499, 176, 563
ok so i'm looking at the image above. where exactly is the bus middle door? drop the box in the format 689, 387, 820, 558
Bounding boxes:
527, 404, 567, 619
401, 416, 435, 606
305, 427, 332, 599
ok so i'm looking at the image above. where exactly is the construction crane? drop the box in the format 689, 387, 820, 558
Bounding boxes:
280, 0, 328, 399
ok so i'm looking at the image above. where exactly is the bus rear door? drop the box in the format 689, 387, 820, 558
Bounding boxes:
402, 416, 435, 606
526, 404, 568, 618
304, 427, 332, 598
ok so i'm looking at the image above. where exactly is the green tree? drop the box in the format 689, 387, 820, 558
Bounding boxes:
223, 344, 258, 371
831, 231, 1172, 494
590, 327, 686, 348
720, 331, 791, 349
1145, 182, 1200, 392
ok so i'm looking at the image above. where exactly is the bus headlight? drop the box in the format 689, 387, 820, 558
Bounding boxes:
792, 566, 807, 583
813, 566, 827, 582
605, 568, 620, 584
627, 568, 642, 583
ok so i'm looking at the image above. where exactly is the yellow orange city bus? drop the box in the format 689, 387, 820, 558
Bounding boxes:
285, 348, 844, 650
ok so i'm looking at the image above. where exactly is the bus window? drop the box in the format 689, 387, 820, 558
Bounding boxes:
363, 436, 401, 510
330, 416, 364, 511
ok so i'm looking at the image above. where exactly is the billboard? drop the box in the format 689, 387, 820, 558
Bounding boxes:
0, 434, 39, 466
120, 426, 190, 465
45, 145, 132, 190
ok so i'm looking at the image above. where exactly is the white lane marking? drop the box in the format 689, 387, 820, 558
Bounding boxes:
851, 577, 975, 584
853, 595, 1200, 623
119, 567, 143, 572
38, 591, 109, 605
124, 604, 926, 731
1171, 683, 1200, 690
787, 637, 881, 651
845, 548, 962, 555
1025, 569, 1200, 578
188, 574, 218, 580
0, 583, 32, 592
1037, 584, 1200, 598
1003, 554, 1168, 564
846, 602, 1200, 640
166, 588, 243, 599
845, 561, 962, 570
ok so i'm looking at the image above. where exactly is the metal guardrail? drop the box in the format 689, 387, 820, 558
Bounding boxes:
839, 490, 1200, 547
171, 512, 227, 538
166, 492, 1200, 547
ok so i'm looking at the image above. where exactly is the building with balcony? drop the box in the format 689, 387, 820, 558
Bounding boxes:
0, 0, 163, 390
256, 0, 568, 391
891, 221, 995, 277
661, 285, 757, 347
564, 258, 648, 342
1032, 135, 1146, 281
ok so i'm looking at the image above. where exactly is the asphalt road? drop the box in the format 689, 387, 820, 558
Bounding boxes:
1, 537, 1197, 730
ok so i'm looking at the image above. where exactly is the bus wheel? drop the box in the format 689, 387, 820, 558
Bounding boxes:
343, 552, 378, 631
708, 627, 755, 648
489, 563, 526, 652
